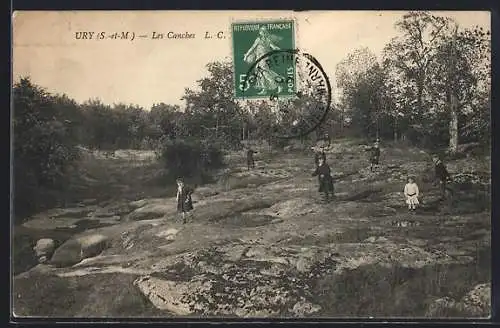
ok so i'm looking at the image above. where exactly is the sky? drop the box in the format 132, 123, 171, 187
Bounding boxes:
12, 10, 490, 110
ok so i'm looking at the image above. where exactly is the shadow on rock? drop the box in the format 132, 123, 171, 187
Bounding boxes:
219, 213, 276, 228
13, 272, 168, 317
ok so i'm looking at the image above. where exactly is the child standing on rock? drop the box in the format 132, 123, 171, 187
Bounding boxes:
404, 176, 420, 212
312, 157, 335, 203
246, 147, 257, 170
176, 177, 194, 224
432, 154, 453, 201
366, 140, 381, 172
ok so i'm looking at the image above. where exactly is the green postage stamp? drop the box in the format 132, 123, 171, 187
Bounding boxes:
232, 20, 296, 99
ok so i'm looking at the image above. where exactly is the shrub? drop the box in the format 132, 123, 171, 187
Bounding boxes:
158, 138, 225, 185
13, 78, 80, 220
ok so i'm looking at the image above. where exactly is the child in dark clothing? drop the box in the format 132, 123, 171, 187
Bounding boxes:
366, 140, 381, 172
324, 133, 331, 148
176, 178, 194, 224
432, 155, 453, 200
312, 157, 335, 202
314, 148, 327, 168
246, 148, 257, 170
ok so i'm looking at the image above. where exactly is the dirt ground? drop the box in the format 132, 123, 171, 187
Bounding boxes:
12, 139, 491, 318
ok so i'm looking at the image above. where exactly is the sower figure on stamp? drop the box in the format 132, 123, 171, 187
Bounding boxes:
243, 26, 284, 95
176, 177, 194, 224
432, 155, 453, 201
312, 157, 335, 203
246, 147, 257, 170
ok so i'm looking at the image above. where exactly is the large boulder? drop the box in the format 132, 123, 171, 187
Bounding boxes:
33, 239, 55, 263
50, 234, 109, 267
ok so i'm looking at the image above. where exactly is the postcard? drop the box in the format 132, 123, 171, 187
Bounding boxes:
11, 10, 491, 319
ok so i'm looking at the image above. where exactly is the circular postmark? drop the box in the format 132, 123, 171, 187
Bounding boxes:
241, 49, 332, 139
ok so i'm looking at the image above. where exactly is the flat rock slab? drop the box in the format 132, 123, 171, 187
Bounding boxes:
126, 201, 177, 221
268, 198, 315, 218
129, 199, 151, 209
155, 228, 179, 241
86, 216, 122, 225
29, 207, 97, 220
92, 203, 133, 217
22, 217, 83, 230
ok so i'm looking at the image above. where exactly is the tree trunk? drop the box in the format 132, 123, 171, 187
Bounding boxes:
394, 118, 398, 142
215, 116, 219, 139
449, 94, 459, 153
416, 78, 424, 119
340, 110, 344, 135
448, 24, 459, 154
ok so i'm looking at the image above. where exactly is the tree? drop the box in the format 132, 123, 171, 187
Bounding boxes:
427, 24, 491, 150
79, 99, 108, 149
182, 61, 244, 148
13, 77, 80, 219
383, 11, 454, 144
250, 100, 277, 146
336, 47, 387, 139
148, 103, 181, 141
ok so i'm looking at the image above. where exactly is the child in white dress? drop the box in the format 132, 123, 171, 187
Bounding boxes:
404, 177, 420, 211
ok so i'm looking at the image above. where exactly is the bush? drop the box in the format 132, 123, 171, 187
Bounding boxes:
13, 78, 80, 220
269, 136, 289, 150
158, 138, 225, 185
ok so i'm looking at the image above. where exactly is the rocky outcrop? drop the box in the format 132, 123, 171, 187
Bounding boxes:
291, 299, 322, 316
461, 283, 491, 316
425, 283, 491, 318
126, 200, 177, 221
13, 142, 491, 318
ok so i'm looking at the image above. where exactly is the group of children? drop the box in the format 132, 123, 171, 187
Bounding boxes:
311, 139, 453, 212
174, 139, 454, 224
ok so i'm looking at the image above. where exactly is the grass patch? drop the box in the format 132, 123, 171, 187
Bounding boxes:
312, 247, 490, 317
